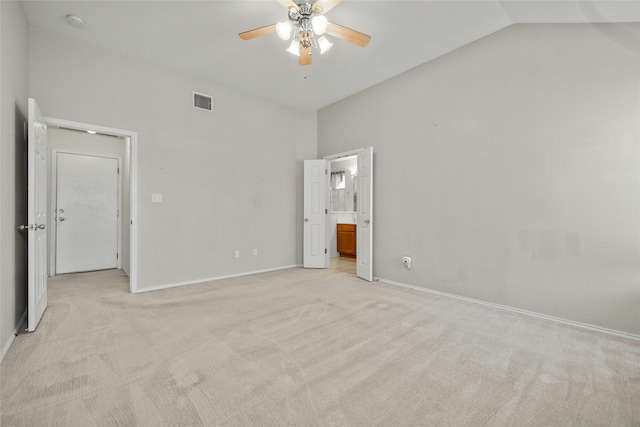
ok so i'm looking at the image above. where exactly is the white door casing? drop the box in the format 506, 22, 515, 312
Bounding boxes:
356, 147, 373, 281
55, 152, 119, 274
27, 98, 48, 332
303, 159, 327, 268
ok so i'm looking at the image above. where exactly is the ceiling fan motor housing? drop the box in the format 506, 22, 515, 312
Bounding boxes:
289, 3, 314, 28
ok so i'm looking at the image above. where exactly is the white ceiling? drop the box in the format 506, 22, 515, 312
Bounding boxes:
21, 1, 640, 111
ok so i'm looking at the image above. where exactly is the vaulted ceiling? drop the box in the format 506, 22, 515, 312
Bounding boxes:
21, 1, 640, 110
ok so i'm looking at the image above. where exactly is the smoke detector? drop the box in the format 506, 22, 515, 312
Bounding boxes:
66, 14, 85, 29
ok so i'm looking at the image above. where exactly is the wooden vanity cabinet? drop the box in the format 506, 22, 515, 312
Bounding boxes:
337, 224, 356, 258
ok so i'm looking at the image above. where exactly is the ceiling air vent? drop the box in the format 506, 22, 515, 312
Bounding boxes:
193, 92, 213, 112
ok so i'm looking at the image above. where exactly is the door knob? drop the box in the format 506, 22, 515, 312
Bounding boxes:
364, 219, 370, 224
58, 209, 64, 213
59, 217, 65, 222
18, 224, 29, 231
37, 224, 46, 230
304, 218, 309, 222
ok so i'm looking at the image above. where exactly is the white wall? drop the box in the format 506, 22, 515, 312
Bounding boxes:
46, 127, 129, 276
0, 1, 29, 361
318, 23, 640, 335
30, 29, 299, 290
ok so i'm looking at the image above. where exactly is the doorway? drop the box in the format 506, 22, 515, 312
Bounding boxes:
48, 127, 128, 277
44, 119, 138, 293
328, 155, 357, 275
303, 147, 373, 281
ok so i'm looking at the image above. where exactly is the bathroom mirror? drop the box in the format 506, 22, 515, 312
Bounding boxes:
330, 156, 357, 213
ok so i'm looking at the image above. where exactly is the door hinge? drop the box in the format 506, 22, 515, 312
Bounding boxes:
325, 169, 328, 175
325, 248, 327, 254
116, 210, 119, 217
116, 253, 119, 260
117, 167, 120, 174
325, 209, 328, 214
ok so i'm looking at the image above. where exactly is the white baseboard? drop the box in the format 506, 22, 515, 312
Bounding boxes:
1, 310, 27, 364
134, 265, 299, 293
375, 277, 640, 342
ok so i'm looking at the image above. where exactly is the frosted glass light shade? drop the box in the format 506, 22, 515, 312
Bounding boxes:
286, 40, 300, 56
318, 36, 333, 54
311, 15, 328, 35
276, 21, 292, 40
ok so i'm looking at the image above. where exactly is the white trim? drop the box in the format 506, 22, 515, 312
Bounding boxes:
50, 150, 123, 275
375, 277, 640, 342
43, 117, 138, 293
0, 311, 27, 364
134, 265, 298, 294
323, 148, 363, 161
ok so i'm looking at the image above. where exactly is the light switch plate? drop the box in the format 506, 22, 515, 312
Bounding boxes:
152, 194, 162, 203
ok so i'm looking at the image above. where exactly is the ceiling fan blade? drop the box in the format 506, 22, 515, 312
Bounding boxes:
277, 0, 299, 12
299, 45, 312, 66
239, 23, 277, 40
312, 0, 342, 15
325, 22, 371, 47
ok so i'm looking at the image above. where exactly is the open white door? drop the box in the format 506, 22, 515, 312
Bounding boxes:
26, 98, 48, 331
303, 160, 327, 268
356, 147, 373, 281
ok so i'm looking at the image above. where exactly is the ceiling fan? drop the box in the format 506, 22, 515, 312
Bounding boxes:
239, 0, 371, 66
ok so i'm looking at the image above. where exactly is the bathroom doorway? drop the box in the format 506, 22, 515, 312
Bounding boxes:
325, 147, 373, 281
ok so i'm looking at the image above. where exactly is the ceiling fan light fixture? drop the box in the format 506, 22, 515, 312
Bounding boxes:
318, 36, 333, 54
286, 40, 300, 56
311, 15, 328, 35
239, 1, 371, 66
276, 21, 292, 40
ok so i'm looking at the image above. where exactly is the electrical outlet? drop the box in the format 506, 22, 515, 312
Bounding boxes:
253, 249, 258, 256
235, 250, 240, 258
152, 193, 162, 203
402, 256, 412, 270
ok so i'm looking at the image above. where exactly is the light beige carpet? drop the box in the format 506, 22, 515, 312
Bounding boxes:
1, 266, 638, 426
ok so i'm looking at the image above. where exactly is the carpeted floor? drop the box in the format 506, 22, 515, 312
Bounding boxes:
1, 265, 638, 426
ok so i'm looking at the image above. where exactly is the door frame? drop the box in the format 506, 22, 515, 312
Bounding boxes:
43, 116, 138, 293
50, 149, 123, 276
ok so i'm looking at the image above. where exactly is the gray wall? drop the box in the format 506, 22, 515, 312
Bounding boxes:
0, 1, 29, 360
318, 24, 640, 335
30, 29, 300, 290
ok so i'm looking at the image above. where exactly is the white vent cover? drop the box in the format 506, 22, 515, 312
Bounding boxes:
193, 92, 213, 111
